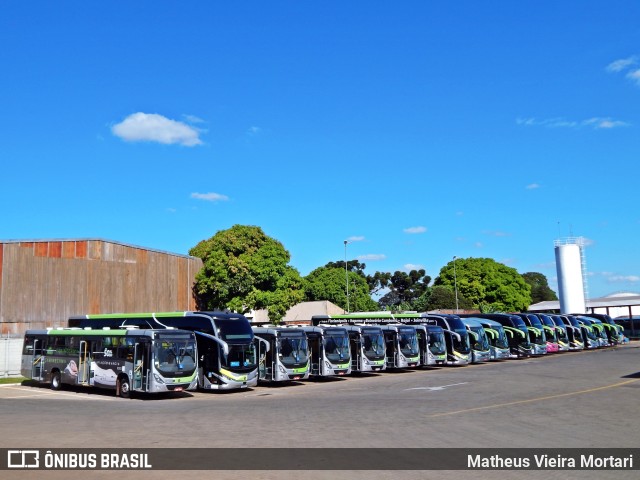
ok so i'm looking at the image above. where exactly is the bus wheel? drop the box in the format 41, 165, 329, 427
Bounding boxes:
51, 370, 61, 391
118, 375, 131, 399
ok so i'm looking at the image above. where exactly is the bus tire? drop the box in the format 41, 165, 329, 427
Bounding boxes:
118, 375, 131, 399
51, 370, 61, 391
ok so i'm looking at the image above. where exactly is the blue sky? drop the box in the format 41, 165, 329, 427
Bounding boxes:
2, 2, 639, 299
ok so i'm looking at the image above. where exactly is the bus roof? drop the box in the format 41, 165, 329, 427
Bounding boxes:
24, 328, 190, 337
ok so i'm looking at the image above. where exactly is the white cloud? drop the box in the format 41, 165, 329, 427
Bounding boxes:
474, 242, 483, 248
517, 117, 577, 128
346, 236, 365, 242
247, 126, 262, 135
112, 112, 203, 146
357, 254, 386, 261
403, 226, 427, 234
182, 114, 206, 124
191, 192, 229, 202
606, 56, 637, 73
484, 230, 511, 237
626, 69, 640, 86
526, 183, 540, 190
583, 117, 630, 129
607, 275, 640, 283
404, 263, 424, 271
576, 236, 595, 247
517, 116, 629, 130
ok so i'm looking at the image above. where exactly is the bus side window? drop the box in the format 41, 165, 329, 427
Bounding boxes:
118, 337, 135, 361
47, 336, 64, 355
22, 336, 35, 355
66, 337, 80, 356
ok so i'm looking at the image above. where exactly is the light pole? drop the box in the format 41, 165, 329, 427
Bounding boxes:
453, 256, 459, 313
344, 240, 350, 313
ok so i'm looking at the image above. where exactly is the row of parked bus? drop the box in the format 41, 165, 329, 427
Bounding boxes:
20, 310, 624, 398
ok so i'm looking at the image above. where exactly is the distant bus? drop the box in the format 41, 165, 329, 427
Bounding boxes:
469, 318, 511, 360
464, 314, 532, 358
561, 315, 592, 350
546, 314, 570, 352
533, 314, 562, 353
460, 318, 491, 363
420, 314, 472, 365
312, 312, 445, 368
340, 325, 387, 372
614, 315, 640, 340
513, 313, 547, 355
580, 313, 624, 344
252, 326, 310, 382
557, 315, 585, 351
379, 325, 420, 369
575, 316, 605, 349
22, 328, 198, 397
69, 312, 258, 390
422, 325, 447, 366
300, 326, 352, 377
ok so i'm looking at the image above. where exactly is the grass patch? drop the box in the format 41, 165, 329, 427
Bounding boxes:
0, 377, 25, 385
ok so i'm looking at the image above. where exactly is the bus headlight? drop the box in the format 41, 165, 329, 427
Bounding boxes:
278, 365, 287, 374
153, 374, 165, 384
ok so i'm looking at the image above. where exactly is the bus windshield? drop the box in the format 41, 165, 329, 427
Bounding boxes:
362, 332, 385, 359
453, 329, 471, 354
492, 327, 509, 349
154, 333, 197, 377
398, 330, 419, 356
470, 327, 489, 351
222, 343, 257, 370
556, 327, 568, 342
324, 334, 350, 363
279, 335, 309, 367
428, 332, 446, 355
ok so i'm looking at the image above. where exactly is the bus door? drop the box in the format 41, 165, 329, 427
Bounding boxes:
416, 328, 428, 366
350, 334, 361, 371
133, 338, 150, 392
309, 335, 321, 375
77, 340, 91, 385
255, 336, 272, 381
384, 331, 397, 368
31, 338, 45, 381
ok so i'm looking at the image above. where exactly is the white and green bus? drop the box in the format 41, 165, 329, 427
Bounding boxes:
379, 324, 421, 369
300, 325, 352, 377
340, 325, 387, 372
69, 312, 258, 390
311, 313, 421, 369
21, 327, 198, 397
252, 326, 310, 382
470, 318, 512, 360
460, 318, 492, 363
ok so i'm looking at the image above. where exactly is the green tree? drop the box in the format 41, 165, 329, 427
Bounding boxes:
522, 272, 558, 304
415, 285, 473, 312
378, 269, 431, 310
434, 257, 532, 312
189, 225, 305, 322
304, 264, 378, 312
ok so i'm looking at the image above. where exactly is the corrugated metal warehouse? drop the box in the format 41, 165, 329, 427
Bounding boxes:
0, 239, 203, 336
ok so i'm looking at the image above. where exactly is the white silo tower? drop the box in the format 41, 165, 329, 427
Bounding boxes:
554, 238, 588, 314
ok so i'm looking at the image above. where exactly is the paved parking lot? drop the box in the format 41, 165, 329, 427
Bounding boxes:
1, 343, 639, 480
